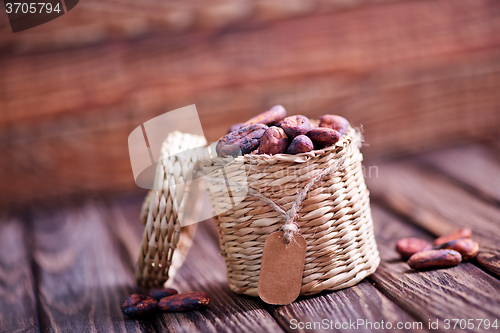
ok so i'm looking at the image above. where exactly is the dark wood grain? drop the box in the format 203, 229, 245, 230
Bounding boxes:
366, 160, 500, 277
265, 280, 425, 333
419, 144, 500, 205
2, 0, 500, 207
0, 0, 497, 52
3, 51, 500, 209
31, 202, 157, 333
370, 205, 500, 332
3, 0, 500, 130
0, 217, 39, 333
110, 197, 285, 333
0, 0, 407, 52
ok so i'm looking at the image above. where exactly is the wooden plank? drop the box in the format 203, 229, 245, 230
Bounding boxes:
0, 123, 144, 209
419, 144, 500, 204
110, 197, 285, 333
3, 0, 500, 129
1, 0, 500, 207
369, 205, 500, 332
31, 203, 157, 333
366, 160, 500, 277
0, 0, 454, 52
0, 217, 39, 333
265, 280, 425, 333
2, 49, 500, 208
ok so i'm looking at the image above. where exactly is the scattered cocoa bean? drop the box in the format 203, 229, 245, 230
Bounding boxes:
121, 294, 158, 317
159, 292, 210, 312
280, 115, 311, 139
434, 228, 472, 246
407, 249, 462, 270
149, 287, 178, 301
287, 135, 314, 154
306, 128, 340, 147
435, 238, 479, 261
395, 238, 432, 260
243, 105, 287, 127
216, 124, 268, 157
319, 115, 350, 136
227, 123, 244, 134
259, 126, 289, 155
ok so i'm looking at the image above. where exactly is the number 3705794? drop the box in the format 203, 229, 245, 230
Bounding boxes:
443, 319, 498, 330
5, 2, 61, 14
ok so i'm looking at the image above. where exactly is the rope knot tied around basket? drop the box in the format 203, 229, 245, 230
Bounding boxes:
221, 140, 355, 244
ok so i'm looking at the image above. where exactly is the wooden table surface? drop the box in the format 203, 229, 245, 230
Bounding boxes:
1, 141, 499, 333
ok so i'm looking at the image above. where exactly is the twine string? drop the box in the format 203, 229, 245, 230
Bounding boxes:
202, 134, 357, 244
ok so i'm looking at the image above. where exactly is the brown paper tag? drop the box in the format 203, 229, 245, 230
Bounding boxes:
258, 231, 307, 305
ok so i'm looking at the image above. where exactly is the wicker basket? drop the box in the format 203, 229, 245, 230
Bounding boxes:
135, 132, 208, 288
201, 127, 380, 297
135, 128, 380, 297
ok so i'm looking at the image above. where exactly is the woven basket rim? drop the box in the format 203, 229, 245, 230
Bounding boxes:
211, 127, 361, 166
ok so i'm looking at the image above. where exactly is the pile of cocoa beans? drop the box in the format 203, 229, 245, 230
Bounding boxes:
216, 105, 350, 157
395, 228, 479, 270
121, 287, 210, 318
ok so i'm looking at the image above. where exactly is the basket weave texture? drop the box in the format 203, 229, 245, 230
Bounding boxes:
135, 128, 380, 296
203, 127, 380, 297
135, 132, 207, 287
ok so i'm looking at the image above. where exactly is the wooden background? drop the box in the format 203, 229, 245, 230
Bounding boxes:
0, 0, 499, 208
1, 141, 499, 332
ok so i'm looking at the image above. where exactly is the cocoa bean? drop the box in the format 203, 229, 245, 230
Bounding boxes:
149, 287, 178, 301
286, 135, 314, 154
216, 124, 268, 157
244, 105, 287, 126
259, 126, 289, 155
407, 249, 462, 270
395, 238, 432, 260
280, 115, 311, 139
435, 238, 479, 261
319, 115, 350, 136
227, 123, 244, 134
159, 292, 210, 312
434, 228, 472, 246
121, 294, 158, 317
306, 128, 340, 147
